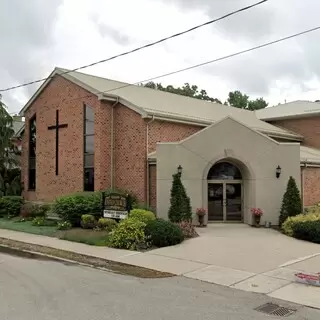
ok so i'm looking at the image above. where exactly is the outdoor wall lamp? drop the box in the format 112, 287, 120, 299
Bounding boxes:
276, 165, 281, 178
177, 165, 183, 176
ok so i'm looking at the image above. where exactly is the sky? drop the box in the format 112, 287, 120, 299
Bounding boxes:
1, 0, 320, 114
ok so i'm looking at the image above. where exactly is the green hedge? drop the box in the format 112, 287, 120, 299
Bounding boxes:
108, 218, 148, 250
292, 220, 320, 244
129, 209, 155, 224
0, 196, 23, 218
53, 192, 101, 226
53, 190, 137, 227
145, 219, 184, 247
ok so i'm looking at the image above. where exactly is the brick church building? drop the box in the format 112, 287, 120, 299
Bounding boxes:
19, 68, 320, 225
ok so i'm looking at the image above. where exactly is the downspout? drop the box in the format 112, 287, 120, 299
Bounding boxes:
110, 98, 119, 190
146, 115, 155, 206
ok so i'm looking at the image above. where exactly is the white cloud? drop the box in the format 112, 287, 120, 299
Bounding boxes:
1, 0, 320, 114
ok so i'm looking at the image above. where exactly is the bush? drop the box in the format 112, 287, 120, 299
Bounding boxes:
30, 203, 51, 218
0, 196, 23, 218
80, 214, 97, 229
145, 219, 184, 247
168, 173, 192, 222
279, 176, 302, 226
129, 209, 155, 224
97, 218, 118, 232
108, 218, 149, 250
282, 212, 320, 236
292, 220, 320, 244
53, 192, 102, 226
57, 221, 72, 230
31, 216, 46, 226
176, 220, 199, 239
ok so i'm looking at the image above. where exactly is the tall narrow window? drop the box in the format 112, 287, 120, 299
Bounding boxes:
84, 104, 94, 191
28, 116, 36, 190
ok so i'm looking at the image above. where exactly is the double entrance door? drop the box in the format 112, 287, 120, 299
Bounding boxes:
208, 180, 243, 222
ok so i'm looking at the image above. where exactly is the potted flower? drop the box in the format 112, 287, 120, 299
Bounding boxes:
196, 208, 207, 227
251, 208, 263, 227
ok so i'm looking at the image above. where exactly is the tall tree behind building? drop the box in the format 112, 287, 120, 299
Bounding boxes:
0, 98, 21, 196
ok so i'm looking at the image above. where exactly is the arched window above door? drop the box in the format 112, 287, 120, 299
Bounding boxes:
207, 162, 242, 180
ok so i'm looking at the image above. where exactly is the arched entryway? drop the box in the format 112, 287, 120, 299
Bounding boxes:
207, 161, 243, 222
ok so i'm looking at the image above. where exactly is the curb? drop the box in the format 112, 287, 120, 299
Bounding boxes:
0, 238, 174, 279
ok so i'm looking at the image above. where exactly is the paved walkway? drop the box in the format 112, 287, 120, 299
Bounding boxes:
0, 225, 319, 309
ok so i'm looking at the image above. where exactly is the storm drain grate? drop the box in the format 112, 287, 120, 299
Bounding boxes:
254, 303, 296, 317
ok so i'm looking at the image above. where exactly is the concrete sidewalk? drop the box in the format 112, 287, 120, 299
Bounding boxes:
0, 225, 319, 309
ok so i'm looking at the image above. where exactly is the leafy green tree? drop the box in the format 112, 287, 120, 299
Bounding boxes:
0, 99, 21, 196
227, 91, 268, 110
227, 90, 249, 109
143, 82, 222, 104
279, 176, 302, 226
168, 173, 192, 222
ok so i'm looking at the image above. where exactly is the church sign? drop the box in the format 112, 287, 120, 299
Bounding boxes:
102, 192, 129, 220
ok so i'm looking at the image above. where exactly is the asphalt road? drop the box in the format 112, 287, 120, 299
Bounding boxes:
0, 251, 319, 320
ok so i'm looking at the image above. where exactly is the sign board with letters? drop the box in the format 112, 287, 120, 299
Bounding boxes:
102, 192, 129, 220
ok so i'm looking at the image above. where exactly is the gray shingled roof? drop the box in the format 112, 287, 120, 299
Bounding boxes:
256, 100, 320, 120
19, 67, 303, 140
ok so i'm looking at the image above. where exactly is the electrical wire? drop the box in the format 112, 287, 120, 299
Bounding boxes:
0, 0, 268, 93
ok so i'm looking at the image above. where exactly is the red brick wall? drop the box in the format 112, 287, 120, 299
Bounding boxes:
148, 120, 202, 153
22, 75, 107, 201
269, 117, 320, 148
303, 167, 320, 206
114, 105, 147, 202
21, 76, 205, 205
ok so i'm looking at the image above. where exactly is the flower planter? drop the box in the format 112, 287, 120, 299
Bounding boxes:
254, 215, 261, 227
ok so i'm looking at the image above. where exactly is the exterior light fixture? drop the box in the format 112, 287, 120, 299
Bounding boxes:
276, 165, 281, 178
177, 165, 183, 176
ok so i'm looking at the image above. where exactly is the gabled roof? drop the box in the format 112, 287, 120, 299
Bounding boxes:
300, 145, 320, 165
256, 100, 320, 121
19, 67, 303, 141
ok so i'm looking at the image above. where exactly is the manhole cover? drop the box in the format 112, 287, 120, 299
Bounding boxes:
254, 303, 296, 317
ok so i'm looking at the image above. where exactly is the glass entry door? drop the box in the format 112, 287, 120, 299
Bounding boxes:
208, 182, 242, 222
225, 183, 242, 221
208, 183, 223, 221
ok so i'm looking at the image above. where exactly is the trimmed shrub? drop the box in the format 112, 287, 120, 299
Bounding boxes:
176, 220, 199, 239
97, 218, 118, 232
108, 218, 149, 250
53, 192, 102, 226
279, 176, 302, 226
0, 196, 23, 218
282, 213, 320, 236
292, 220, 320, 244
80, 214, 97, 229
129, 209, 155, 224
168, 173, 192, 222
145, 219, 184, 247
57, 221, 72, 230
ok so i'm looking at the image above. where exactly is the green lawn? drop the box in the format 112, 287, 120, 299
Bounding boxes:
0, 219, 109, 246
0, 219, 58, 237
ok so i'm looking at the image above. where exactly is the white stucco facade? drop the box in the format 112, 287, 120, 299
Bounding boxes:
156, 117, 301, 225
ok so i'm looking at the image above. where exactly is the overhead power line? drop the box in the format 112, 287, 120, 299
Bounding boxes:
55, 25, 320, 105
0, 0, 268, 93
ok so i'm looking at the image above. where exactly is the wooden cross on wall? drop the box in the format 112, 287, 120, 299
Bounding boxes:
48, 110, 68, 175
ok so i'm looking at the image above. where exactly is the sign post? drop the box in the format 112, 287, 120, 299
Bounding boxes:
102, 192, 131, 220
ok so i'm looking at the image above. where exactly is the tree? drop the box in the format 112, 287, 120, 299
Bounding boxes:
0, 99, 21, 196
168, 173, 192, 222
143, 82, 222, 104
227, 90, 268, 110
279, 176, 302, 226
